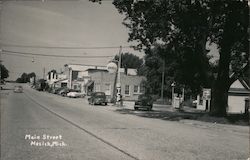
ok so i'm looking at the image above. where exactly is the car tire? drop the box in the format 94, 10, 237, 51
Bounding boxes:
104, 102, 107, 106
134, 107, 138, 110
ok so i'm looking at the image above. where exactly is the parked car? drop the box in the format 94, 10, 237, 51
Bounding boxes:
54, 87, 65, 94
58, 88, 70, 96
134, 94, 154, 111
14, 86, 23, 93
88, 92, 107, 105
67, 90, 86, 98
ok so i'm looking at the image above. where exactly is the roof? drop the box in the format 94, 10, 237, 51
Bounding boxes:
54, 78, 68, 83
229, 79, 250, 94
86, 68, 108, 72
65, 64, 106, 71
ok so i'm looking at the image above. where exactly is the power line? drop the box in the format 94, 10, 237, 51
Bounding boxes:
0, 43, 133, 50
1, 49, 115, 58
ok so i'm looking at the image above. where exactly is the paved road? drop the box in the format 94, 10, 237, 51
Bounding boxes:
1, 83, 249, 160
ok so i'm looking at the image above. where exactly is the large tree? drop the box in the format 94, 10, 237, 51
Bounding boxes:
16, 72, 36, 83
112, 0, 249, 117
0, 64, 9, 79
91, 0, 249, 116
114, 52, 143, 74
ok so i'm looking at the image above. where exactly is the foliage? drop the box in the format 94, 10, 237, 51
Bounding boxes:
0, 64, 9, 79
114, 52, 143, 74
91, 0, 249, 116
16, 72, 36, 83
112, 0, 249, 116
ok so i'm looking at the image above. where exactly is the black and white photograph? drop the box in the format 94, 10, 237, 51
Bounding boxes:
0, 0, 249, 160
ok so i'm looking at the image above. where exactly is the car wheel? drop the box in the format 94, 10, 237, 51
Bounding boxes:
134, 107, 138, 110
104, 102, 107, 106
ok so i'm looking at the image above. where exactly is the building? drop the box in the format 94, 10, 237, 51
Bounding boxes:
227, 78, 250, 114
64, 64, 106, 92
46, 70, 58, 86
47, 64, 146, 101
88, 69, 146, 101
47, 70, 67, 88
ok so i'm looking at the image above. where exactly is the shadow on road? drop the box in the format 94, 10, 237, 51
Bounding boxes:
0, 88, 13, 91
114, 108, 249, 126
115, 108, 204, 121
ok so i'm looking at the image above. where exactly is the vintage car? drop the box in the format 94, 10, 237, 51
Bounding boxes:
67, 90, 86, 98
58, 88, 70, 96
88, 92, 107, 105
14, 86, 23, 93
134, 94, 154, 111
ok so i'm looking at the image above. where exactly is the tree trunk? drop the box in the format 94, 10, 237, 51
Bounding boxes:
211, 83, 228, 116
210, 41, 231, 117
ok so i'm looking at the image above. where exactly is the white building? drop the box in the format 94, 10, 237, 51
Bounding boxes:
63, 64, 107, 92
46, 70, 58, 85
47, 70, 67, 88
227, 79, 250, 114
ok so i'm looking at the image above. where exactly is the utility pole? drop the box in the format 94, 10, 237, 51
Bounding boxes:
171, 82, 175, 107
116, 46, 122, 106
0, 49, 2, 80
43, 67, 45, 80
160, 60, 165, 102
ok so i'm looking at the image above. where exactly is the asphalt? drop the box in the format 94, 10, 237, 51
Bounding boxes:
1, 83, 249, 160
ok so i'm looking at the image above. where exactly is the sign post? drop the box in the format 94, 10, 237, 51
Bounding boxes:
107, 46, 122, 106
202, 88, 211, 111
171, 82, 175, 107
116, 46, 122, 106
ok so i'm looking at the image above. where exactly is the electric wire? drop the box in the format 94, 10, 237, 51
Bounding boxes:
0, 43, 133, 50
1, 49, 115, 59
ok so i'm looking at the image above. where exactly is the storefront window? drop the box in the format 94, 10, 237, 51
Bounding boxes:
134, 85, 139, 93
125, 85, 130, 95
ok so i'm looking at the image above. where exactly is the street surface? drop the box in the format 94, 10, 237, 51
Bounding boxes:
1, 83, 249, 160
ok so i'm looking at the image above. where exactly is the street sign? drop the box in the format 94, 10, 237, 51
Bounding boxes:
116, 87, 121, 102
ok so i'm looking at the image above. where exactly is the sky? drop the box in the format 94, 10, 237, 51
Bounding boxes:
0, 0, 143, 80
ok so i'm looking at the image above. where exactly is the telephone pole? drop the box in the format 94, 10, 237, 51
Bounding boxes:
160, 60, 165, 101
0, 49, 2, 80
43, 67, 45, 80
116, 46, 122, 106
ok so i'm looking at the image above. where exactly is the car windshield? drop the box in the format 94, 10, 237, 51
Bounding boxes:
15, 86, 22, 88
94, 92, 105, 97
138, 95, 152, 100
70, 89, 80, 92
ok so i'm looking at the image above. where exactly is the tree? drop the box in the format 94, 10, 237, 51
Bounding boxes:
0, 64, 9, 80
140, 45, 202, 98
90, 0, 248, 116
114, 52, 143, 74
111, 0, 248, 116
16, 72, 36, 83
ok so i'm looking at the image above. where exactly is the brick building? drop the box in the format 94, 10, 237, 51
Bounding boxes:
88, 69, 146, 101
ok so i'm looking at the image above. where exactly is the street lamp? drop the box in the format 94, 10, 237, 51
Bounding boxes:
171, 82, 175, 107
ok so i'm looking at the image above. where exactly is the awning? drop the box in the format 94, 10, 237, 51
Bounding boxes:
85, 80, 94, 87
